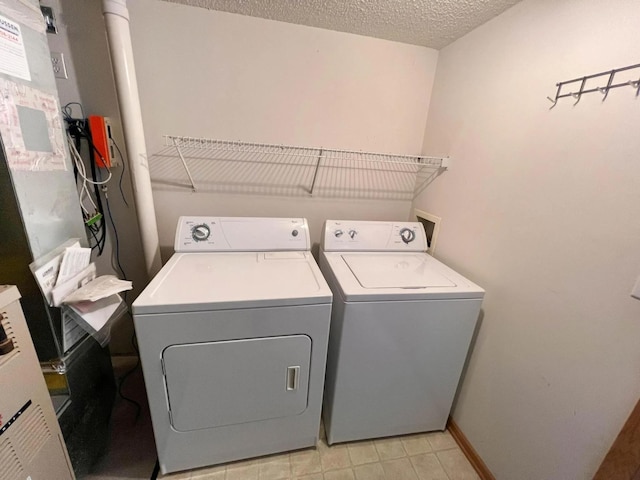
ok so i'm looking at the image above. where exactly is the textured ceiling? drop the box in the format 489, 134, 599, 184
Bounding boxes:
162, 0, 522, 49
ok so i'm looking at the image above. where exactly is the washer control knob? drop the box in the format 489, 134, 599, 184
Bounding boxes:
334, 229, 344, 238
399, 228, 415, 244
192, 224, 211, 242
291, 229, 299, 237
348, 229, 357, 239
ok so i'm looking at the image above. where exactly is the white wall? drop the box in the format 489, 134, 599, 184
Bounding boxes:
127, 0, 438, 249
48, 0, 437, 351
414, 0, 640, 478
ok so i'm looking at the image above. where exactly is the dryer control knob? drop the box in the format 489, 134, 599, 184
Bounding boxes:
192, 224, 211, 242
334, 229, 344, 238
400, 228, 415, 244
348, 229, 357, 239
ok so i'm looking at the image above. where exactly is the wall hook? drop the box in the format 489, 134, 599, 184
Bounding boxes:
572, 77, 587, 105
599, 71, 616, 101
547, 62, 640, 106
570, 92, 581, 105
547, 84, 562, 110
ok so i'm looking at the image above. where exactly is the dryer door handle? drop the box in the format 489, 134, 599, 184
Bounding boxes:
286, 366, 300, 391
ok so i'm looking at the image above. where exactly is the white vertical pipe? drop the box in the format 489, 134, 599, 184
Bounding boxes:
102, 0, 161, 277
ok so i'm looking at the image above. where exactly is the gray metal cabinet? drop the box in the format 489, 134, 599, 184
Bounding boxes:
0, 0, 87, 361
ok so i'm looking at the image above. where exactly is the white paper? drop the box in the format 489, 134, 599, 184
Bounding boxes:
32, 240, 81, 305
56, 247, 91, 286
0, 15, 31, 81
51, 263, 97, 307
62, 275, 132, 304
68, 294, 123, 333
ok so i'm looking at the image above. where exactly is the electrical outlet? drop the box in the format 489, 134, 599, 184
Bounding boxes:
50, 52, 68, 79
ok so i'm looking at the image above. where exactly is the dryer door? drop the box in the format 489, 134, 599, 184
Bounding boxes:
162, 335, 311, 432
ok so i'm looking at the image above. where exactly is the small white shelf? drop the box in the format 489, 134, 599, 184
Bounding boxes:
149, 135, 449, 200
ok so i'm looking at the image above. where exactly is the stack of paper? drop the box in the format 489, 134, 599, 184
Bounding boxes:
62, 276, 132, 304
29, 240, 132, 353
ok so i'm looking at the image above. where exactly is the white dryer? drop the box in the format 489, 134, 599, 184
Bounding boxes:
319, 220, 484, 445
132, 217, 332, 474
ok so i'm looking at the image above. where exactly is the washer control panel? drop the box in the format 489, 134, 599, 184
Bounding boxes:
175, 217, 310, 252
322, 220, 427, 252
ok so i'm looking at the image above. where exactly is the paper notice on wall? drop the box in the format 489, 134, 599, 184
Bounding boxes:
0, 78, 67, 171
0, 15, 31, 81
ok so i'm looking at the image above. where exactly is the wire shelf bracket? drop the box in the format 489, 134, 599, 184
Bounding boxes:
151, 136, 450, 200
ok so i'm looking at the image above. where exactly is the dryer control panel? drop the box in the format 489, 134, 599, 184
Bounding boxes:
322, 220, 427, 252
175, 217, 310, 252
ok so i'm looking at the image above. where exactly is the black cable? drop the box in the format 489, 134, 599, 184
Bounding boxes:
150, 459, 160, 480
65, 113, 107, 255
112, 140, 130, 208
87, 127, 107, 255
62, 102, 85, 121
71, 133, 82, 185
91, 221, 106, 254
76, 121, 110, 170
118, 164, 129, 208
87, 127, 105, 211
97, 163, 129, 295
98, 166, 125, 279
63, 104, 141, 421
117, 332, 142, 422
104, 193, 127, 280
87, 224, 101, 250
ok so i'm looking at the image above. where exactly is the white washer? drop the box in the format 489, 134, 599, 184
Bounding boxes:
319, 220, 484, 445
133, 217, 332, 474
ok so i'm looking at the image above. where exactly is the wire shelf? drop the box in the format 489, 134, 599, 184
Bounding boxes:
149, 135, 450, 200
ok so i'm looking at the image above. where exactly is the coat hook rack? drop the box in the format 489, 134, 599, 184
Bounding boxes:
547, 62, 640, 108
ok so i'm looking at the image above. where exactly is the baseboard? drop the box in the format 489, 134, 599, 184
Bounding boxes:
447, 417, 496, 480
593, 398, 640, 480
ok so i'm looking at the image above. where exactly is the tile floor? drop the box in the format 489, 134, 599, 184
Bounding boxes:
83, 359, 479, 480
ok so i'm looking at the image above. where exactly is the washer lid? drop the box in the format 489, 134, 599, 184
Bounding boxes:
343, 253, 456, 288
133, 251, 332, 314
321, 251, 484, 301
